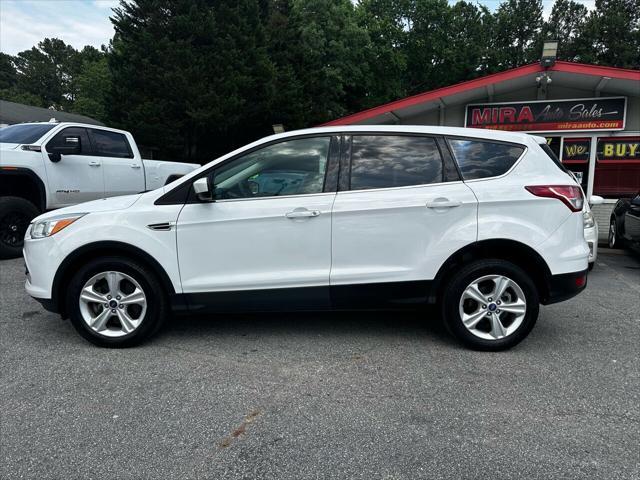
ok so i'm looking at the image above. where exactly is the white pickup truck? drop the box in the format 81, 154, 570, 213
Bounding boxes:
0, 122, 199, 258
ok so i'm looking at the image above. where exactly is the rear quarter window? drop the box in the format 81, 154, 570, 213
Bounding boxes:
447, 138, 524, 180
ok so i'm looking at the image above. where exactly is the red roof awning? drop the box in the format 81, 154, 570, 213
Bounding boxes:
323, 61, 640, 126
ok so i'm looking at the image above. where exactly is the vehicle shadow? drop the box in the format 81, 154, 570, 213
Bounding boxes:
163, 307, 459, 348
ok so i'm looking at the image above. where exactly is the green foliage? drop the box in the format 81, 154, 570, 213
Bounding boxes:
2, 0, 638, 162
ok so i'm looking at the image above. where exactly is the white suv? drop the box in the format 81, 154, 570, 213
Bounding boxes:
23, 126, 589, 350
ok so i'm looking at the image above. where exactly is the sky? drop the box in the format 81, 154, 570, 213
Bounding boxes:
0, 0, 597, 56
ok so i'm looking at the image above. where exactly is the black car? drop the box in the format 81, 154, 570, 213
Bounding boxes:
609, 192, 640, 252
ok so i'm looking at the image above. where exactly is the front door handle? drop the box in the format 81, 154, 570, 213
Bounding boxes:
285, 209, 321, 219
426, 198, 462, 208
130, 164, 141, 169
88, 161, 101, 167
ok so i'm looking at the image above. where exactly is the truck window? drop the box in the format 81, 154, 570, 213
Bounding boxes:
0, 124, 57, 144
90, 129, 133, 158
47, 127, 92, 155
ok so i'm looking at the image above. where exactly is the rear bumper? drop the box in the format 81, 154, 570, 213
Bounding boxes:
543, 269, 588, 305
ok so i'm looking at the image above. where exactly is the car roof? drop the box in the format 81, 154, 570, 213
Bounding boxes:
9, 122, 130, 135
265, 125, 541, 146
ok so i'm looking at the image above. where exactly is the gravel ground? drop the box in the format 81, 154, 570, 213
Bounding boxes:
1, 252, 639, 480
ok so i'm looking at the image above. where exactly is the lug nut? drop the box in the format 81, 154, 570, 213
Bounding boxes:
119, 304, 124, 309
116, 296, 121, 300
488, 297, 493, 302
496, 309, 501, 313
487, 312, 492, 316
111, 309, 116, 313
107, 295, 112, 300
497, 300, 501, 305
482, 304, 487, 309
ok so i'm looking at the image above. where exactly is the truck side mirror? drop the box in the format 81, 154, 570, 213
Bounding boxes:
193, 177, 214, 202
48, 135, 81, 162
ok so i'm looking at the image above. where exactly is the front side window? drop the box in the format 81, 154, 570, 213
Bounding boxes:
90, 129, 132, 158
213, 137, 331, 200
46, 127, 92, 155
448, 139, 524, 180
349, 135, 443, 190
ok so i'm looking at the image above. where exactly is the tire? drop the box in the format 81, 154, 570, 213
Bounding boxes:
441, 259, 539, 351
66, 256, 168, 347
588, 262, 595, 271
608, 217, 623, 249
0, 196, 40, 259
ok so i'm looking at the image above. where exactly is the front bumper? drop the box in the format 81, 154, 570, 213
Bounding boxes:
543, 269, 588, 305
23, 234, 63, 308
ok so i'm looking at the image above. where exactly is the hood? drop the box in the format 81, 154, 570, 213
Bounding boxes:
0, 143, 20, 152
34, 194, 143, 221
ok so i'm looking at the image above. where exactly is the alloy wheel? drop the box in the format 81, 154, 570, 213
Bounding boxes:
0, 211, 29, 249
608, 220, 616, 248
78, 271, 147, 337
458, 274, 527, 340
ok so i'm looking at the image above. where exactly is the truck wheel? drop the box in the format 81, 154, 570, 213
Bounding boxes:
441, 259, 539, 351
0, 196, 40, 259
66, 256, 168, 347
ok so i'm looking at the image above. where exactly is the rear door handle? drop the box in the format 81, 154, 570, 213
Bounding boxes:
88, 161, 101, 167
426, 199, 462, 208
130, 164, 141, 169
285, 209, 321, 219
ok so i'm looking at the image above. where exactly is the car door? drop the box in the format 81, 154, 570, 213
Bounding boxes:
176, 135, 338, 311
624, 193, 640, 243
89, 128, 145, 196
42, 127, 104, 206
330, 134, 478, 307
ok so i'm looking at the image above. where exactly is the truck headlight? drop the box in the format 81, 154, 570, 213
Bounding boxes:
30, 213, 86, 238
583, 210, 595, 229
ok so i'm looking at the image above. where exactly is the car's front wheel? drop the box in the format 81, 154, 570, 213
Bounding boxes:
441, 259, 539, 351
66, 257, 168, 347
608, 217, 622, 249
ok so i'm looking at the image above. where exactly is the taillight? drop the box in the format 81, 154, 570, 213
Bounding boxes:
525, 185, 584, 212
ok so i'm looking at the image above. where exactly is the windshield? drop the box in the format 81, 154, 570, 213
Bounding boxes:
0, 124, 57, 144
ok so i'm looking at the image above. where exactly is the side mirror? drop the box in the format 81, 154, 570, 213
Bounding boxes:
631, 195, 640, 207
589, 195, 604, 206
193, 177, 213, 202
48, 135, 81, 162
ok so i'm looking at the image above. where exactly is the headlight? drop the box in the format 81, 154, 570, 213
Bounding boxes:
583, 210, 595, 229
30, 213, 86, 239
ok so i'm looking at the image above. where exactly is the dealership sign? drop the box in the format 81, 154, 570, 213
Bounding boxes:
465, 97, 626, 132
597, 137, 640, 163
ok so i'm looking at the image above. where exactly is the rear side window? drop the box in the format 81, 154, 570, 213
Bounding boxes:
90, 129, 133, 158
448, 139, 524, 180
349, 135, 443, 190
46, 127, 92, 155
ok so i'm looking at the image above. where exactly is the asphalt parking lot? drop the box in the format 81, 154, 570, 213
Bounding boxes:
1, 252, 639, 480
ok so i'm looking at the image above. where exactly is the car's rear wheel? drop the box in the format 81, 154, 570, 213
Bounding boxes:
441, 259, 539, 351
66, 257, 168, 347
0, 196, 40, 259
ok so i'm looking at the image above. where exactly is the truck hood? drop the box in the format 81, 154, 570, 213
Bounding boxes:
34, 194, 143, 221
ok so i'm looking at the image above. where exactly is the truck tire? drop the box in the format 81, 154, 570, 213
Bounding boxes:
0, 196, 40, 259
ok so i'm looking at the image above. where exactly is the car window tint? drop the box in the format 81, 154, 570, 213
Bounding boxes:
213, 137, 331, 200
448, 139, 524, 180
46, 127, 92, 155
91, 129, 132, 158
0, 123, 56, 144
349, 135, 443, 190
